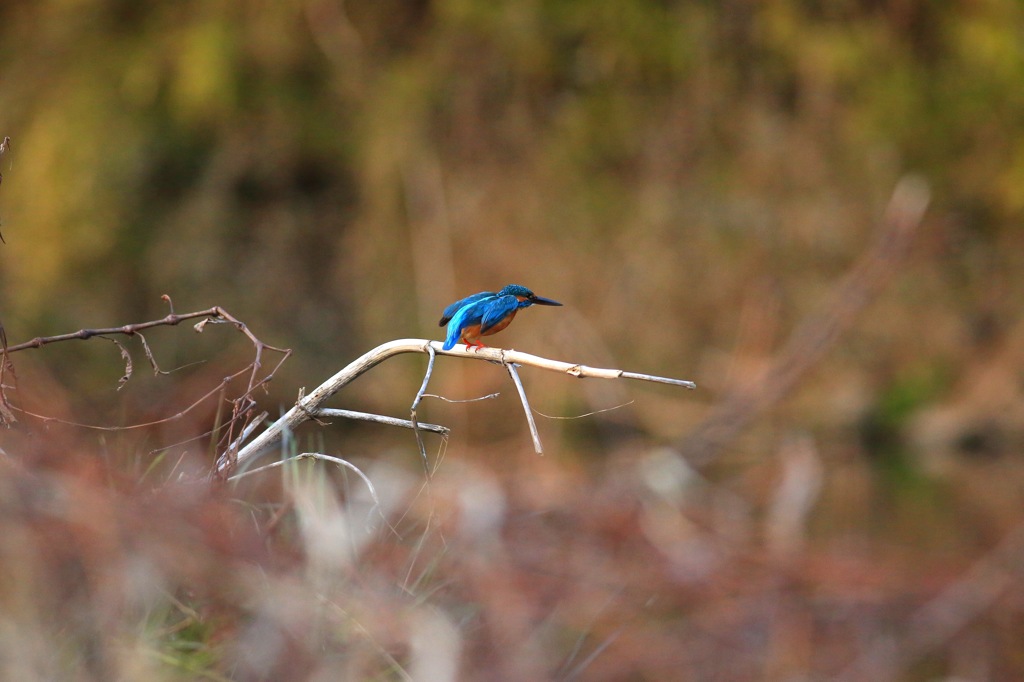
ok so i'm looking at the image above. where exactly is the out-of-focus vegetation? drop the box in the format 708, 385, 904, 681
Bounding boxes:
2, 0, 1024, 679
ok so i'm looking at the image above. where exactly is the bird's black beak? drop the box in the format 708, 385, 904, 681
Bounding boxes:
530, 294, 562, 306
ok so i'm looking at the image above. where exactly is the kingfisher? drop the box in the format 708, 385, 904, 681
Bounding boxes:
439, 284, 562, 351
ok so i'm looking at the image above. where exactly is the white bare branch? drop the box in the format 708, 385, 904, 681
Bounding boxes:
217, 339, 696, 475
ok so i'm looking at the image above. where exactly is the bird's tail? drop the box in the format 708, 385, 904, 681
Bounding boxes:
442, 323, 460, 351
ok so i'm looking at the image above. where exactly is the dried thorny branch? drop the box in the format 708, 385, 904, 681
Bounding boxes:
220, 339, 696, 477
678, 175, 931, 466
0, 298, 292, 455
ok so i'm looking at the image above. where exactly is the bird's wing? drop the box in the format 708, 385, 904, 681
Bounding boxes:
438, 291, 495, 326
480, 295, 520, 334
443, 297, 491, 349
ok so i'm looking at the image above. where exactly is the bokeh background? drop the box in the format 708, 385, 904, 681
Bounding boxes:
2, 1, 1024, 680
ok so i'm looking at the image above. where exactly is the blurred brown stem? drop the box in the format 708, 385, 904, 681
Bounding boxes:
837, 520, 1024, 681
679, 176, 931, 466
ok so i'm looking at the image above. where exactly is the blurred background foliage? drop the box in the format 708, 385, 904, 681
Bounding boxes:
3, 0, 1023, 470
3, 0, 1024, 678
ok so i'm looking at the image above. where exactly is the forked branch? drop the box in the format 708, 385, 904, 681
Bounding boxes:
218, 340, 696, 475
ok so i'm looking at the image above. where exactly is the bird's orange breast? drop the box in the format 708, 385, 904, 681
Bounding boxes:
459, 323, 483, 343
481, 309, 518, 336
459, 310, 519, 346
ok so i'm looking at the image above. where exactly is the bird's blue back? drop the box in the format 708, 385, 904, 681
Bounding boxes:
443, 296, 491, 350
442, 294, 525, 350
438, 285, 529, 326
438, 291, 496, 327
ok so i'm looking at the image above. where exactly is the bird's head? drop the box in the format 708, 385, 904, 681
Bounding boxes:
499, 284, 562, 307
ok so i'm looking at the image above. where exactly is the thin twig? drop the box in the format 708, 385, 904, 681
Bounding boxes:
505, 362, 543, 454
422, 392, 500, 403
229, 451, 384, 522
136, 331, 174, 375
4, 306, 238, 353
1, 300, 292, 450
220, 339, 697, 475
315, 408, 449, 435
619, 371, 695, 388
534, 400, 635, 420
410, 345, 437, 474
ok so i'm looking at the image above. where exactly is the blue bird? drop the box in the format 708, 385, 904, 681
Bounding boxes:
439, 284, 562, 351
